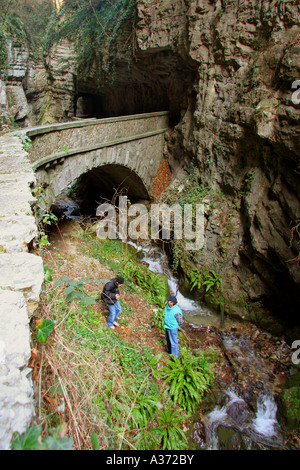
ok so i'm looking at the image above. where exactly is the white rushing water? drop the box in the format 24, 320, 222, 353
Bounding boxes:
123, 239, 244, 329
204, 390, 243, 449
252, 393, 279, 437
131, 241, 211, 316
203, 389, 283, 450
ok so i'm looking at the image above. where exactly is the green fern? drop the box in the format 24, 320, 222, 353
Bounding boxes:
132, 395, 160, 428
202, 270, 222, 293
190, 269, 202, 290
190, 269, 222, 294
160, 350, 214, 413
155, 404, 189, 450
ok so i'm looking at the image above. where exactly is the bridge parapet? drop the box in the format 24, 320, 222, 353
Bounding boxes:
26, 111, 169, 170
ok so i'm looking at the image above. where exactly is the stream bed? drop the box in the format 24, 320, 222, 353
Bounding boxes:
130, 241, 296, 450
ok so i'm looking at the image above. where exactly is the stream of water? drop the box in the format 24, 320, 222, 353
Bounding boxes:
128, 241, 288, 450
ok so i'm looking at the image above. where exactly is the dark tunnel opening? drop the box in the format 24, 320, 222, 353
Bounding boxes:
51, 164, 150, 221
54, 48, 199, 227
74, 48, 197, 128
74, 88, 179, 126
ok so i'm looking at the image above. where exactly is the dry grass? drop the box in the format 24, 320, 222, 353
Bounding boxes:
36, 292, 110, 449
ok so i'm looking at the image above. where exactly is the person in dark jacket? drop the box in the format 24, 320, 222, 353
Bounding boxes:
101, 276, 124, 329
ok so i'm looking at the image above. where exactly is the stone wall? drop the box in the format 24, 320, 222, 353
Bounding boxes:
0, 134, 44, 450
28, 111, 169, 165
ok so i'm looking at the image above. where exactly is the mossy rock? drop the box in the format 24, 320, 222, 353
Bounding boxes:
287, 372, 300, 389
278, 386, 300, 430
247, 305, 286, 336
38, 93, 58, 125
216, 425, 248, 450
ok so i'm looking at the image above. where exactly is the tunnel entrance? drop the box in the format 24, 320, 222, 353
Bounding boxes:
51, 164, 150, 220
75, 93, 103, 119
74, 48, 197, 127
75, 86, 173, 121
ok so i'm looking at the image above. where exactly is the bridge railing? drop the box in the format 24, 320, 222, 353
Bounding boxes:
25, 111, 169, 170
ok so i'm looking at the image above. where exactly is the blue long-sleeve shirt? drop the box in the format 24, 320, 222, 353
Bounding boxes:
164, 304, 183, 330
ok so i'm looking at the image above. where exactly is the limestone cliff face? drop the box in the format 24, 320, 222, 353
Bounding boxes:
0, 37, 48, 128
0, 35, 74, 127
0, 39, 31, 127
39, 39, 76, 124
135, 0, 300, 332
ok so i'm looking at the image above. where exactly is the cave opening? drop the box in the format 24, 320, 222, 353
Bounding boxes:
51, 164, 150, 221
74, 48, 197, 127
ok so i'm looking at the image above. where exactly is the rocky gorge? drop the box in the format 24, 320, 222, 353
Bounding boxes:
0, 0, 299, 450
1, 0, 299, 337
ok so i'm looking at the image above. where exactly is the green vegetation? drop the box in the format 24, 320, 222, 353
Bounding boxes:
19, 222, 215, 450
43, 0, 136, 81
53, 274, 98, 306
32, 185, 58, 249
280, 385, 300, 429
243, 169, 255, 193
80, 231, 169, 309
165, 171, 211, 209
0, 0, 54, 64
0, 23, 8, 73
1, 0, 135, 83
190, 268, 225, 319
123, 262, 169, 309
159, 170, 223, 271
36, 318, 56, 343
160, 350, 214, 414
190, 269, 222, 294
155, 405, 189, 450
156, 170, 229, 318
11, 424, 73, 450
13, 132, 32, 151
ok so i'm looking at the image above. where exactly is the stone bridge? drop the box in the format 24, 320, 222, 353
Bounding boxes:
27, 111, 169, 206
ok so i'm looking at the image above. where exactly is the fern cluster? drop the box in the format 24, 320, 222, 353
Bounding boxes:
155, 405, 189, 450
123, 261, 169, 309
160, 350, 214, 414
190, 269, 222, 294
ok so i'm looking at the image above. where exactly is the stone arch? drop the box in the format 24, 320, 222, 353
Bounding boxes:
29, 112, 168, 207
74, 163, 150, 202
36, 140, 155, 208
